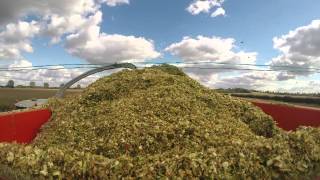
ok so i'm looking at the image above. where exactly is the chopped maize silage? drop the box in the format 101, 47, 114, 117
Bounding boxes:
0, 65, 319, 179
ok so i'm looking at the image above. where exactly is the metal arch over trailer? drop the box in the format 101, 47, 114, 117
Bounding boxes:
55, 63, 137, 98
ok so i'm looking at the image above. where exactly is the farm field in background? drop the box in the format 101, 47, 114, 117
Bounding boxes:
1, 88, 320, 112
0, 88, 82, 112
215, 88, 320, 108
230, 92, 320, 108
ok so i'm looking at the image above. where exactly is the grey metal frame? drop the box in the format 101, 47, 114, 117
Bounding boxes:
55, 63, 136, 98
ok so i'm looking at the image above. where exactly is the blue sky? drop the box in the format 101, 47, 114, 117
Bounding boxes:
25, 0, 320, 65
1, 0, 320, 92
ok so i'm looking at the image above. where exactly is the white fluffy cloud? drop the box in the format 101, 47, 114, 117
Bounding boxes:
182, 67, 279, 91
273, 20, 320, 57
0, 21, 40, 60
0, 0, 98, 26
211, 7, 225, 17
8, 59, 32, 68
269, 20, 320, 79
218, 73, 320, 93
0, 0, 133, 48
186, 70, 320, 93
165, 36, 257, 68
276, 72, 296, 81
0, 0, 128, 22
0, 59, 113, 87
44, 14, 91, 44
277, 80, 320, 93
0, 0, 128, 26
0, 0, 159, 63
213, 72, 277, 90
41, 0, 129, 44
165, 35, 261, 87
65, 11, 160, 64
40, 0, 100, 44
187, 0, 225, 17
0, 0, 161, 87
164, 35, 315, 92
0, 0, 99, 56
100, 0, 129, 7
66, 33, 160, 63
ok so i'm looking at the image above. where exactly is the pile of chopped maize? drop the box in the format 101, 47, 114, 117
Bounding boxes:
0, 65, 319, 179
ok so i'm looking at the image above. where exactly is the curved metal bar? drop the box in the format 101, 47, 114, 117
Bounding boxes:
55, 63, 136, 98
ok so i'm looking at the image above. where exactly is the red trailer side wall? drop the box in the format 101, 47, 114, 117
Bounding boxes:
252, 102, 320, 131
0, 109, 51, 143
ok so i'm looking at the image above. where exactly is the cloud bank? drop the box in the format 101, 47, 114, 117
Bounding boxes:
269, 20, 320, 79
187, 0, 226, 17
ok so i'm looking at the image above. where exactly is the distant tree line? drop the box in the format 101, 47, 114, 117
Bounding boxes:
1, 80, 82, 89
260, 90, 320, 97
6, 80, 14, 88
232, 93, 320, 106
216, 88, 252, 94
216, 88, 320, 97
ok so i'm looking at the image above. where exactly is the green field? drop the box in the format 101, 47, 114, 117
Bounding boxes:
0, 88, 82, 112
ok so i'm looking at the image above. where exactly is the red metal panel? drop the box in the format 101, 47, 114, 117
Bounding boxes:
0, 109, 51, 143
252, 102, 320, 131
